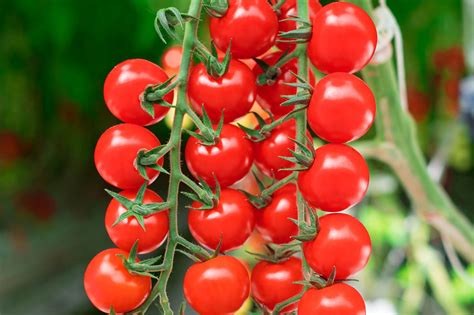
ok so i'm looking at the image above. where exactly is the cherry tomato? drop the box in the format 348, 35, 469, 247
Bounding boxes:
407, 87, 430, 122
16, 190, 55, 222
210, 0, 279, 59
185, 124, 254, 187
256, 184, 298, 244
298, 283, 366, 315
187, 59, 256, 123
95, 124, 163, 190
104, 59, 173, 126
307, 73, 376, 143
188, 188, 255, 252
251, 257, 303, 313
273, 0, 322, 52
308, 2, 377, 74
303, 213, 371, 280
161, 46, 182, 75
105, 189, 169, 254
298, 144, 369, 212
0, 131, 23, 164
84, 248, 151, 313
184, 256, 250, 314
252, 52, 315, 116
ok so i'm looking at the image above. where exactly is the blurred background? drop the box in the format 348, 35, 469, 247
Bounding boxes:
0, 0, 473, 314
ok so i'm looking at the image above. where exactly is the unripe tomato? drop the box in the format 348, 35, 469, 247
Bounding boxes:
84, 248, 151, 313
105, 189, 169, 254
161, 46, 182, 75
298, 144, 369, 212
104, 59, 173, 125
303, 213, 371, 280
184, 256, 250, 314
210, 0, 279, 59
307, 73, 376, 143
188, 188, 255, 252
251, 257, 303, 313
188, 60, 256, 123
274, 0, 322, 52
298, 283, 366, 315
256, 184, 298, 244
252, 52, 315, 117
94, 124, 163, 190
308, 2, 377, 74
185, 124, 254, 187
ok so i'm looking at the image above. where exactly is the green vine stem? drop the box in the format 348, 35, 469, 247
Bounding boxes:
349, 0, 474, 262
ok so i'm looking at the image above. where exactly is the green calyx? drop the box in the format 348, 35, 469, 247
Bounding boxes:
105, 183, 169, 231
290, 201, 319, 241
195, 40, 232, 79
140, 76, 178, 119
277, 16, 312, 44
136, 146, 170, 181
154, 7, 197, 43
182, 177, 221, 210
281, 70, 313, 107
278, 137, 315, 171
247, 243, 299, 263
117, 241, 165, 279
185, 105, 224, 146
203, 0, 229, 18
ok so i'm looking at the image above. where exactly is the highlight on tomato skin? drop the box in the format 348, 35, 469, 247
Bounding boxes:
161, 45, 183, 76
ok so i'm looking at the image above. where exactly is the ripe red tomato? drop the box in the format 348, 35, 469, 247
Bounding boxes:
298, 283, 366, 315
253, 119, 303, 180
185, 124, 254, 187
256, 184, 298, 244
252, 52, 315, 117
184, 256, 250, 314
273, 0, 322, 52
298, 144, 369, 212
308, 73, 376, 143
210, 0, 278, 59
105, 189, 169, 254
188, 188, 255, 252
84, 248, 152, 313
303, 213, 371, 280
187, 59, 256, 123
251, 257, 303, 313
95, 124, 163, 190
161, 46, 182, 75
308, 2, 377, 74
104, 59, 173, 126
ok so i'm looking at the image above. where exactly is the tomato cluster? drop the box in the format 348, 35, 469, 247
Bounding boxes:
84, 0, 377, 314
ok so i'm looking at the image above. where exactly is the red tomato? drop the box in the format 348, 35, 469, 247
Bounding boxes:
303, 213, 371, 280
16, 190, 55, 222
184, 256, 250, 314
253, 119, 301, 180
0, 131, 23, 163
407, 87, 430, 122
188, 188, 255, 252
161, 46, 182, 75
308, 73, 376, 143
256, 184, 298, 244
105, 189, 169, 254
251, 257, 303, 313
187, 59, 256, 123
104, 59, 173, 126
308, 2, 377, 74
84, 248, 151, 313
298, 283, 366, 315
298, 144, 369, 212
210, 0, 278, 59
95, 124, 163, 190
274, 0, 322, 52
185, 124, 254, 187
252, 52, 315, 116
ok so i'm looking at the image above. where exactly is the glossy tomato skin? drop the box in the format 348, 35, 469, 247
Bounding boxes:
185, 124, 254, 187
308, 73, 376, 143
274, 0, 322, 52
251, 257, 303, 313
188, 60, 256, 123
210, 0, 278, 59
253, 52, 315, 116
298, 283, 366, 315
184, 256, 250, 314
188, 188, 255, 252
95, 124, 163, 190
105, 189, 169, 254
298, 144, 369, 212
104, 59, 173, 126
161, 46, 183, 75
256, 184, 298, 244
303, 213, 371, 280
84, 248, 151, 313
308, 2, 377, 74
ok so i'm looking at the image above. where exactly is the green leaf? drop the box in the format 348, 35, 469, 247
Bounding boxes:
135, 182, 148, 204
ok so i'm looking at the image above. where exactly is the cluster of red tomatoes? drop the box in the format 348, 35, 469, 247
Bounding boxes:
84, 0, 378, 314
